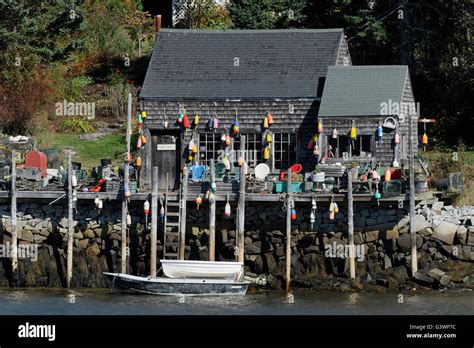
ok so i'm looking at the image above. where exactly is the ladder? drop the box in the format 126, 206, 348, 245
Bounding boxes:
162, 175, 181, 259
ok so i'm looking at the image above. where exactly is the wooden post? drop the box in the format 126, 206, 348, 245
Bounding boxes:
347, 169, 356, 279
237, 135, 246, 264
150, 167, 158, 277
179, 167, 188, 260
121, 92, 132, 274
66, 150, 74, 288
209, 159, 216, 261
409, 116, 418, 274
10, 151, 17, 274
285, 168, 292, 292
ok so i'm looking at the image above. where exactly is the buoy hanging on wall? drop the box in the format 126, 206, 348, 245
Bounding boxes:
224, 201, 231, 218
143, 200, 150, 215
263, 116, 269, 129
332, 128, 338, 139
213, 115, 219, 129
266, 112, 273, 125
193, 114, 199, 126
182, 113, 190, 128
136, 156, 142, 167
195, 194, 203, 209
232, 117, 239, 134
307, 134, 318, 150
291, 208, 297, 220
317, 120, 323, 133
263, 146, 270, 160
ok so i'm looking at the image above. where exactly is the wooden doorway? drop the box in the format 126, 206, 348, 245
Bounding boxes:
151, 130, 180, 191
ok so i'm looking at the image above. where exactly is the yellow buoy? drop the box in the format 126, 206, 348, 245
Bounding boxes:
263, 147, 270, 160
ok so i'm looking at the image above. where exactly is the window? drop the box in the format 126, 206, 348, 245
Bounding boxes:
274, 133, 297, 170
234, 133, 262, 168
336, 135, 372, 158
198, 133, 223, 166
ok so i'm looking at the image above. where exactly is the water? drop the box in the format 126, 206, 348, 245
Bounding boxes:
0, 288, 472, 315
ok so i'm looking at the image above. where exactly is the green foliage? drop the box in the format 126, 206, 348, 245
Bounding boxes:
175, 0, 232, 29
228, 0, 306, 29
66, 75, 94, 100
60, 117, 94, 134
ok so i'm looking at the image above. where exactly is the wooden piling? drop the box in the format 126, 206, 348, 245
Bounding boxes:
209, 159, 216, 261
285, 168, 292, 292
409, 116, 418, 274
179, 167, 188, 260
347, 169, 356, 279
66, 149, 74, 288
121, 93, 132, 274
10, 151, 17, 274
237, 135, 246, 264
150, 167, 158, 277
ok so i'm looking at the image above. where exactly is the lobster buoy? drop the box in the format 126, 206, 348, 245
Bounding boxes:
232, 118, 239, 134
332, 128, 338, 139
224, 201, 231, 218
208, 191, 215, 204
97, 199, 103, 209
263, 116, 269, 129
124, 182, 131, 198
317, 120, 323, 133
137, 114, 143, 127
291, 208, 297, 220
125, 153, 132, 164
374, 190, 382, 200
71, 173, 78, 187
307, 134, 318, 149
422, 133, 428, 145
137, 136, 142, 149
136, 156, 142, 167
266, 132, 272, 144
237, 156, 244, 166
225, 134, 231, 146
188, 154, 193, 162
310, 210, 315, 223
207, 116, 213, 130
213, 116, 219, 129
126, 213, 132, 226
350, 125, 357, 140
263, 146, 270, 160
182, 114, 190, 128
377, 125, 383, 138
141, 111, 147, 119
141, 134, 147, 145
192, 144, 197, 154
329, 202, 334, 212
223, 156, 231, 170
188, 139, 194, 151
266, 112, 273, 125
221, 133, 226, 142
384, 169, 391, 182
177, 112, 184, 123
211, 182, 217, 193
193, 114, 199, 126
196, 195, 203, 209
243, 162, 248, 175
160, 205, 165, 221
144, 200, 150, 215
333, 202, 339, 213
394, 133, 400, 144
329, 210, 335, 220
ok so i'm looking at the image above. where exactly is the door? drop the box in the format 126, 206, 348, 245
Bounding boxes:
152, 131, 180, 191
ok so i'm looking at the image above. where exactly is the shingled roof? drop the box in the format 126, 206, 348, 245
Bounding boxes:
318, 65, 409, 117
140, 29, 345, 100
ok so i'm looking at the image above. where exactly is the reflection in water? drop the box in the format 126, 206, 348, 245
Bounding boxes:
0, 289, 472, 315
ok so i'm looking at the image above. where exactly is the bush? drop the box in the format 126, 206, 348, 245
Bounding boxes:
66, 75, 94, 100
60, 118, 94, 134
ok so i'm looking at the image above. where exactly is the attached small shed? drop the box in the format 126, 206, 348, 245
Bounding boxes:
318, 65, 418, 166
139, 29, 352, 190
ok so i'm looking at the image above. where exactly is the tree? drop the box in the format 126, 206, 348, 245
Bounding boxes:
174, 0, 231, 29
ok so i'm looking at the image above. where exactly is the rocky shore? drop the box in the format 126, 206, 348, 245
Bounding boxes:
0, 199, 473, 291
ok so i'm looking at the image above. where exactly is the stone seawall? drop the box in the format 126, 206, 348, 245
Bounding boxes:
0, 200, 473, 290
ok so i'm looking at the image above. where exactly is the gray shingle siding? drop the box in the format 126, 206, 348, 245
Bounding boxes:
140, 29, 345, 100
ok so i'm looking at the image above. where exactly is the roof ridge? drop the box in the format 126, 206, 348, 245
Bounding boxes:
159, 28, 344, 34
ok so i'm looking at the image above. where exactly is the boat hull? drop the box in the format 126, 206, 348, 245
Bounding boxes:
160, 259, 244, 280
104, 273, 249, 296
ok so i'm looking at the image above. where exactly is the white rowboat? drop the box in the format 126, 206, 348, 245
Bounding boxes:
160, 260, 244, 280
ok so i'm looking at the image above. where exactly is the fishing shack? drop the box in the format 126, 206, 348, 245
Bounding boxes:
138, 28, 352, 191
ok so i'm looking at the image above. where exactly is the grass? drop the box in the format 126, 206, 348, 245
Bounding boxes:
37, 132, 126, 169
